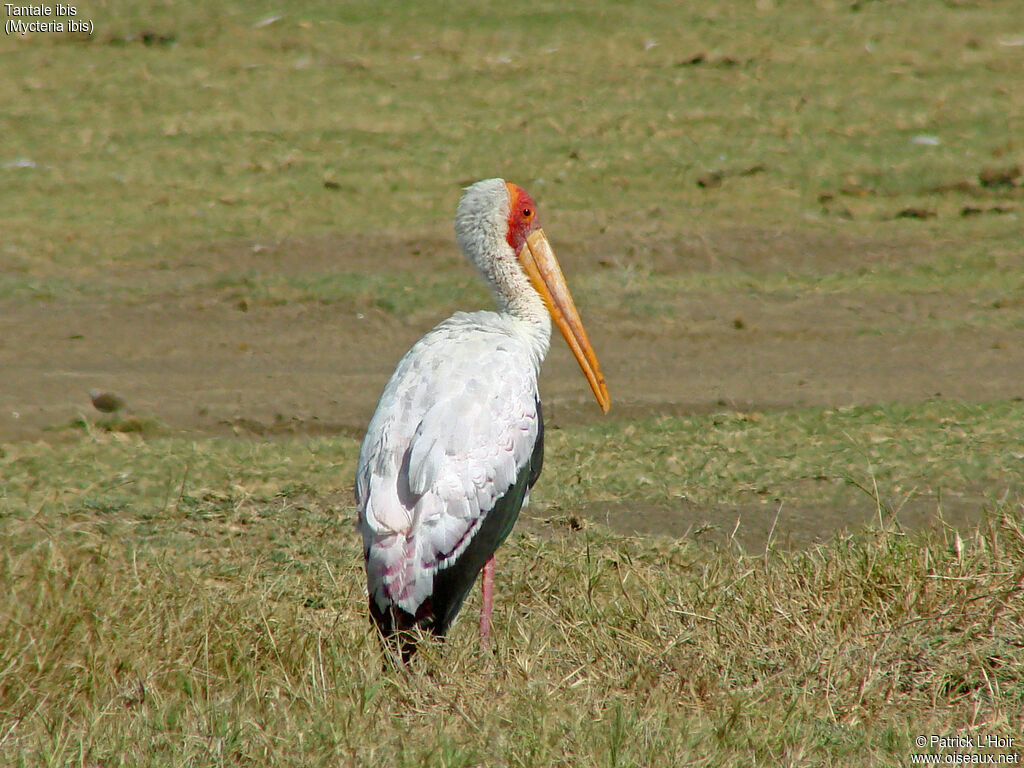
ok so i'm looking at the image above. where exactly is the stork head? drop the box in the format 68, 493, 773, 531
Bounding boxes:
454, 178, 610, 413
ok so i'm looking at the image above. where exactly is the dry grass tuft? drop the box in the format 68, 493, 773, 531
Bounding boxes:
2, 472, 1021, 765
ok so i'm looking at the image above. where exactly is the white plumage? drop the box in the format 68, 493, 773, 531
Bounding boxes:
355, 178, 607, 659
356, 312, 542, 614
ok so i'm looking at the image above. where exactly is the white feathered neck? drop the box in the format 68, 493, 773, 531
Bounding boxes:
453, 178, 551, 370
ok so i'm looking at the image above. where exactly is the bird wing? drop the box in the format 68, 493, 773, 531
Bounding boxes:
356, 313, 542, 623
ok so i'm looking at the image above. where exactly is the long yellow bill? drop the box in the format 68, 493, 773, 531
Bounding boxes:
517, 228, 610, 413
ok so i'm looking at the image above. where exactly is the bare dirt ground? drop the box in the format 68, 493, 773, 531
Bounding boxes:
3, 227, 1020, 547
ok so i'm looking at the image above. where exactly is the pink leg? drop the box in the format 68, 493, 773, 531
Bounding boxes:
479, 555, 495, 643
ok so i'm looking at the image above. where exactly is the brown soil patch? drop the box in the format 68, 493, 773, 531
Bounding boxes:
3, 227, 1021, 547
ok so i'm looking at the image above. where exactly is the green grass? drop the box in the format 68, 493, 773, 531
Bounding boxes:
6, 400, 1022, 528
3, 0, 1021, 278
207, 270, 487, 318
542, 400, 1024, 511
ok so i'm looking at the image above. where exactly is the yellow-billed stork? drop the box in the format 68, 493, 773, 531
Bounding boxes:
356, 178, 609, 660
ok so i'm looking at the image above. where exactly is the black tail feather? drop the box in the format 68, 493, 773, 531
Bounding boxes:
369, 597, 437, 663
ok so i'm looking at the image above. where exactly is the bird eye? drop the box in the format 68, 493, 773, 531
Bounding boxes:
522, 208, 532, 218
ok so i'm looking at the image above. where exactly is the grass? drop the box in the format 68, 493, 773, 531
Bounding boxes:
3, 0, 1024, 764
544, 400, 1024, 516
3, 0, 1021, 278
2, 405, 1023, 765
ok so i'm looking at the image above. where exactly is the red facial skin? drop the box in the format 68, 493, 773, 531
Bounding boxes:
504, 182, 541, 252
